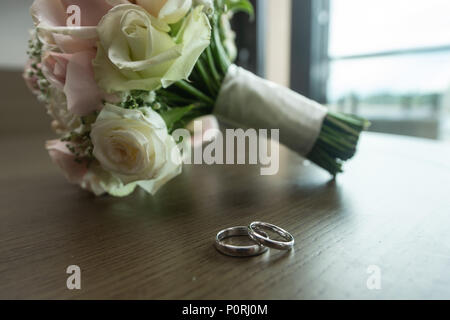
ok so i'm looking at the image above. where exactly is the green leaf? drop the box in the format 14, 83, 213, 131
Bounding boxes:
160, 105, 196, 131
174, 80, 215, 105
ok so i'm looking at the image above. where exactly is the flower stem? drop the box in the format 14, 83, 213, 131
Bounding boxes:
306, 113, 370, 176
174, 80, 215, 106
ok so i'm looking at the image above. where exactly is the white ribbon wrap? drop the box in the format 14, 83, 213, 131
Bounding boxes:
214, 65, 328, 156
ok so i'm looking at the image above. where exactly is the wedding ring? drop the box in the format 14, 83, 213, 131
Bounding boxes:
215, 226, 269, 257
248, 221, 295, 251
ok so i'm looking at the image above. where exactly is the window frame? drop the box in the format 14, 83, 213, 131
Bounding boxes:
290, 0, 330, 103
232, 0, 267, 77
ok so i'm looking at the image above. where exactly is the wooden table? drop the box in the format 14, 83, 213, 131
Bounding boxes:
1, 132, 450, 299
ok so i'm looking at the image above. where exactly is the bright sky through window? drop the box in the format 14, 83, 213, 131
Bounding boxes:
329, 0, 450, 57
328, 0, 450, 101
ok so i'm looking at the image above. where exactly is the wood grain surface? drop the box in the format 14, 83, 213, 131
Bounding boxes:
1, 132, 450, 299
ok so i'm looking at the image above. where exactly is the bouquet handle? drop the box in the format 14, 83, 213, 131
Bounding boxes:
214, 65, 328, 156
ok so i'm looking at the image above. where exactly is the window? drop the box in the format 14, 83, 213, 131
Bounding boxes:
290, 0, 450, 140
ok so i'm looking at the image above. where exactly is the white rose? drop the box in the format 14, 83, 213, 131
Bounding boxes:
91, 104, 182, 195
136, 0, 193, 24
93, 4, 211, 92
82, 163, 139, 197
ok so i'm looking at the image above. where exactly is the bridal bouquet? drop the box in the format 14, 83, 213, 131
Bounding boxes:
24, 0, 368, 197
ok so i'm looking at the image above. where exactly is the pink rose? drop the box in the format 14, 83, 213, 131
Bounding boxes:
42, 50, 105, 116
46, 140, 107, 195
46, 140, 88, 185
32, 0, 123, 116
31, 0, 126, 53
32, 0, 113, 27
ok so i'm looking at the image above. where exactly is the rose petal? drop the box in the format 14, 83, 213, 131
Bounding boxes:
31, 0, 114, 27
158, 0, 192, 24
137, 135, 182, 195
46, 140, 88, 184
64, 50, 105, 116
161, 6, 211, 87
42, 52, 71, 90
52, 33, 97, 53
